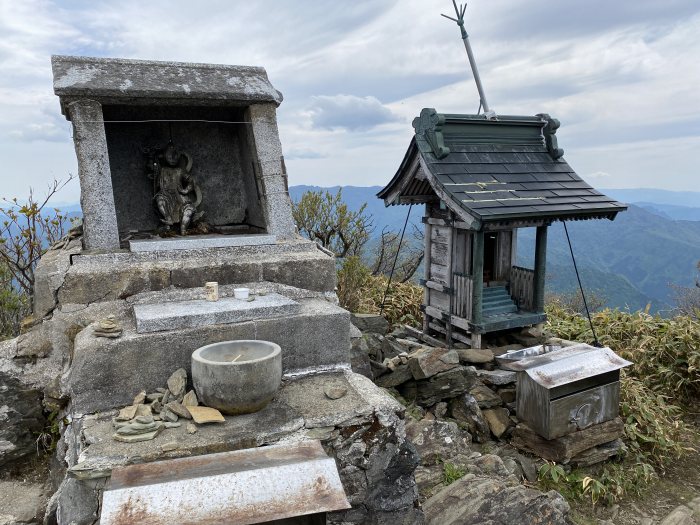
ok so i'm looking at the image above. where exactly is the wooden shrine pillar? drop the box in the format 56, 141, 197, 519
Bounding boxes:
471, 229, 484, 327
533, 225, 548, 312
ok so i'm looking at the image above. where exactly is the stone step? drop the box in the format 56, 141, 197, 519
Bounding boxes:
33, 238, 335, 317
129, 233, 277, 253
68, 298, 351, 414
133, 293, 300, 334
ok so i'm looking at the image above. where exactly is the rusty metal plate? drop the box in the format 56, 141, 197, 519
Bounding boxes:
100, 440, 350, 525
521, 346, 631, 389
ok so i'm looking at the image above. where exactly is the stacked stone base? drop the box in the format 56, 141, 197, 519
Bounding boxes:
48, 370, 423, 525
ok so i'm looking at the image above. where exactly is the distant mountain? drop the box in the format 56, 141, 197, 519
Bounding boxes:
633, 202, 700, 222
290, 186, 700, 313
602, 188, 700, 208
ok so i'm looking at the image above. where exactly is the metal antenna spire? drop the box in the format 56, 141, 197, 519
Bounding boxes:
442, 1, 496, 119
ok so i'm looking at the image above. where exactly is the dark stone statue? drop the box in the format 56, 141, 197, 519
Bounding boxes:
146, 141, 203, 235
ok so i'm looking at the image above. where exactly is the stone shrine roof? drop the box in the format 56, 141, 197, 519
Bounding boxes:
51, 55, 282, 114
378, 109, 627, 228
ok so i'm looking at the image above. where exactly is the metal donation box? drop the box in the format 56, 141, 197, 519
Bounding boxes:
509, 345, 632, 440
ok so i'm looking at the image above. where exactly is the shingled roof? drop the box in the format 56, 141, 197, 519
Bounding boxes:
378, 109, 626, 228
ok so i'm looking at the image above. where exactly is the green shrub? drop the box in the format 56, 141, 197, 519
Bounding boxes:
546, 304, 700, 405
541, 306, 697, 506
442, 462, 466, 486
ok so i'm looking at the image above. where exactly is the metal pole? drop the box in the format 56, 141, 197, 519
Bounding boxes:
442, 1, 495, 117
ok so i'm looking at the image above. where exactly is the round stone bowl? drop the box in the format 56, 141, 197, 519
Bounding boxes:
191, 340, 282, 415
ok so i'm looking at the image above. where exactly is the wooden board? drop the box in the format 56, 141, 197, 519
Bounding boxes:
430, 224, 451, 244
510, 418, 624, 463
430, 262, 448, 284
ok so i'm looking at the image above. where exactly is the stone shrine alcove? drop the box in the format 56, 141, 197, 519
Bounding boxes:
52, 55, 298, 251
102, 105, 267, 237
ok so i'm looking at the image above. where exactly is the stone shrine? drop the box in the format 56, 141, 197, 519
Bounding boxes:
0, 56, 423, 525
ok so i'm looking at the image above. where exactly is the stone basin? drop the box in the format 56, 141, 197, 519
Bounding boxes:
192, 340, 282, 415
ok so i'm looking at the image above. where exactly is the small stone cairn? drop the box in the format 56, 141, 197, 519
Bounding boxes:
94, 315, 122, 339
112, 368, 221, 442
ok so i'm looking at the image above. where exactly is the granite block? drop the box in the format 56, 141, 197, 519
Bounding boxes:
52, 55, 282, 108
133, 293, 299, 333
129, 234, 277, 253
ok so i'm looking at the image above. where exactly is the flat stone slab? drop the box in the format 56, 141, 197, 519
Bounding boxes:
133, 293, 299, 333
68, 371, 402, 480
129, 234, 277, 253
52, 55, 283, 107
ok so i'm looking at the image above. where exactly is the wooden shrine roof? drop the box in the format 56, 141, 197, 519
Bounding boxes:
377, 110, 627, 228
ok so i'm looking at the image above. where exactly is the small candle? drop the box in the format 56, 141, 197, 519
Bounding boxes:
205, 282, 219, 302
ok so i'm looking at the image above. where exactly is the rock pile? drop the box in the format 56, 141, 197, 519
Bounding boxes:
111, 368, 221, 442
349, 314, 572, 524
350, 315, 521, 443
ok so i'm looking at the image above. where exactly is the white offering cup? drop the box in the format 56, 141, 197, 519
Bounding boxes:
204, 282, 219, 302
233, 287, 249, 300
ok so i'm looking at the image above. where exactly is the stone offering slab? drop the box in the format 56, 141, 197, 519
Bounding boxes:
129, 234, 277, 253
133, 293, 299, 334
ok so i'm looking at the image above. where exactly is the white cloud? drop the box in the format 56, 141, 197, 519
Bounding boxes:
0, 0, 699, 202
305, 95, 401, 131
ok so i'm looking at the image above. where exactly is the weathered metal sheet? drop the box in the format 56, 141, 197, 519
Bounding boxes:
100, 440, 350, 525
524, 347, 631, 389
547, 381, 621, 439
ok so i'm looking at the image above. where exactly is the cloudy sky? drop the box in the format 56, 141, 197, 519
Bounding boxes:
1, 0, 699, 203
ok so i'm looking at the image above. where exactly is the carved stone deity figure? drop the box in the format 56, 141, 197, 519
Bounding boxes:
146, 141, 203, 235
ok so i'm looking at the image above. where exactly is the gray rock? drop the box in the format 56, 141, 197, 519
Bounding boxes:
516, 454, 538, 482
457, 348, 494, 364
382, 337, 407, 360
370, 359, 390, 379
408, 347, 460, 380
51, 477, 106, 525
469, 454, 511, 478
423, 475, 570, 525
324, 386, 348, 400
375, 364, 413, 388
448, 394, 490, 443
405, 419, 471, 466
182, 390, 198, 407
350, 313, 389, 334
166, 368, 187, 398
349, 333, 373, 379
364, 333, 385, 362
498, 387, 516, 404
132, 390, 146, 405
0, 481, 47, 524
482, 408, 511, 439
113, 427, 163, 442
165, 401, 192, 419
476, 368, 516, 386
401, 366, 477, 406
469, 382, 503, 409
0, 373, 45, 467
160, 408, 179, 423
660, 505, 696, 525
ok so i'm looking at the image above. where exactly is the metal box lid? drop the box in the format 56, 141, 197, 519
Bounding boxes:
508, 344, 632, 389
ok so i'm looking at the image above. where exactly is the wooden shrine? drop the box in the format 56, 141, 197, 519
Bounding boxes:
377, 109, 626, 348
